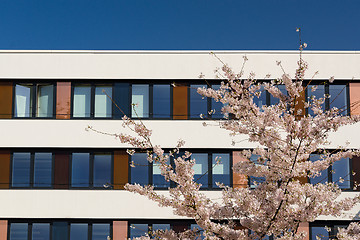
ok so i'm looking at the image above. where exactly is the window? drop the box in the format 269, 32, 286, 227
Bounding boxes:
11, 152, 53, 188
9, 221, 111, 240
72, 84, 113, 118
130, 152, 231, 189
14, 83, 55, 118
71, 152, 112, 188
311, 226, 329, 240
129, 223, 171, 239
309, 154, 351, 189
307, 83, 348, 116
249, 154, 266, 188
153, 84, 171, 118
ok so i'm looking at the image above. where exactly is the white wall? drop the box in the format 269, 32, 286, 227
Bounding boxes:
0, 50, 359, 80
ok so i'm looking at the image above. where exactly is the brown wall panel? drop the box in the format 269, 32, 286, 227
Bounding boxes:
56, 82, 71, 119
298, 222, 309, 240
349, 82, 360, 116
54, 152, 69, 189
352, 156, 360, 190
113, 221, 128, 240
295, 88, 305, 120
0, 82, 13, 119
114, 150, 129, 190
0, 220, 7, 240
0, 150, 10, 189
232, 151, 248, 188
173, 84, 188, 120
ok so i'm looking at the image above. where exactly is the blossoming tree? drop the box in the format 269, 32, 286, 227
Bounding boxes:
90, 38, 360, 240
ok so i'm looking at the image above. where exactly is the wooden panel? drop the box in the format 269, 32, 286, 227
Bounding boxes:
349, 82, 360, 115
232, 151, 248, 188
0, 82, 13, 119
298, 222, 309, 240
0, 150, 10, 189
54, 152, 69, 189
173, 84, 188, 120
114, 150, 129, 190
113, 221, 127, 240
295, 88, 305, 120
0, 220, 7, 240
56, 82, 71, 119
352, 156, 360, 190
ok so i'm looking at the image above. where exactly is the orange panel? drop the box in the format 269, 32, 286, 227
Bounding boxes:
0, 82, 13, 119
113, 221, 128, 240
298, 222, 309, 240
232, 151, 248, 188
173, 84, 188, 120
114, 151, 129, 190
0, 150, 10, 189
0, 220, 7, 240
295, 88, 305, 120
56, 82, 71, 119
349, 82, 360, 116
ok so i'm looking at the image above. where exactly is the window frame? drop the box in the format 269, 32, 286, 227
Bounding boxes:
13, 81, 57, 119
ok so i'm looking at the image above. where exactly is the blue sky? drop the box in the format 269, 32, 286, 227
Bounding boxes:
0, 0, 359, 50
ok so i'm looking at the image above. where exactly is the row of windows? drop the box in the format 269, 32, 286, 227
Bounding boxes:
310, 222, 356, 240
9, 222, 111, 240
12, 82, 223, 119
9, 151, 231, 190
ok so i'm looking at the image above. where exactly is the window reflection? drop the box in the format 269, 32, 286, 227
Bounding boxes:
71, 153, 90, 187
153, 84, 171, 118
12, 153, 31, 187
132, 84, 149, 118
190, 84, 207, 119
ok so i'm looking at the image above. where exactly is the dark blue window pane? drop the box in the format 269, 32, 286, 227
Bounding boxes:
10, 223, 28, 240
192, 153, 208, 188
311, 226, 329, 240
52, 222, 68, 240
191, 224, 204, 239
153, 84, 171, 118
330, 85, 347, 115
92, 224, 110, 240
308, 84, 325, 115
153, 160, 170, 188
130, 224, 148, 238
190, 84, 207, 118
211, 84, 224, 119
152, 224, 170, 231
32, 223, 50, 240
253, 86, 267, 109
114, 83, 130, 118
71, 153, 90, 187
70, 224, 88, 240
309, 154, 328, 185
131, 153, 149, 185
212, 153, 230, 188
270, 85, 287, 105
12, 153, 31, 187
333, 157, 350, 189
93, 154, 112, 188
34, 153, 52, 187
250, 154, 266, 188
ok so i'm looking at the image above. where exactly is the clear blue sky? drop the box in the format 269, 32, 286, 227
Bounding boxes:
0, 0, 358, 50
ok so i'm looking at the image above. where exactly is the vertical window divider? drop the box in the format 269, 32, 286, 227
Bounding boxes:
51, 153, 55, 189
30, 152, 35, 188
325, 84, 330, 111
266, 90, 271, 106
149, 155, 153, 186
32, 84, 37, 118
350, 156, 354, 190
88, 223, 92, 240
90, 83, 95, 118
90, 153, 94, 188
207, 85, 211, 119
149, 84, 153, 119
170, 82, 174, 119
111, 82, 115, 119
52, 81, 57, 118
208, 153, 212, 189
70, 83, 75, 119
28, 223, 32, 240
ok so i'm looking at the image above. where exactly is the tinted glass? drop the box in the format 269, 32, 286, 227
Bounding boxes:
212, 153, 230, 188
36, 84, 53, 118
131, 153, 149, 185
153, 158, 170, 188
10, 223, 28, 240
70, 224, 88, 240
192, 153, 208, 188
93, 154, 112, 188
15, 84, 33, 117
211, 84, 224, 119
311, 226, 329, 240
95, 86, 112, 118
190, 84, 207, 118
92, 224, 110, 240
270, 85, 287, 105
32, 223, 50, 240
34, 153, 52, 187
307, 84, 325, 115
191, 224, 204, 239
73, 85, 91, 118
309, 154, 328, 185
12, 152, 31, 187
329, 85, 347, 115
332, 157, 350, 189
130, 224, 148, 238
71, 153, 90, 187
253, 85, 267, 110
153, 84, 171, 118
52, 222, 68, 240
132, 84, 149, 118
249, 154, 266, 188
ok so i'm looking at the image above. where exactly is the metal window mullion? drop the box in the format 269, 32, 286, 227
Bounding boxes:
30, 152, 35, 188
208, 153, 212, 189
325, 84, 330, 110
90, 153, 94, 188
149, 156, 153, 186
149, 84, 153, 119
33, 84, 37, 118
91, 84, 95, 118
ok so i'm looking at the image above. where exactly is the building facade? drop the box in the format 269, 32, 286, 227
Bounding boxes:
0, 50, 359, 239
